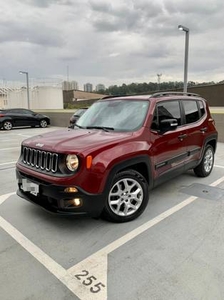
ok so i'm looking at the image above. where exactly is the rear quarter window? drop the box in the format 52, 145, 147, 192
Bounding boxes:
198, 100, 205, 117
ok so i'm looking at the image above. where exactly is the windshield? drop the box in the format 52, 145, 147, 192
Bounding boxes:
76, 100, 149, 132
74, 108, 87, 117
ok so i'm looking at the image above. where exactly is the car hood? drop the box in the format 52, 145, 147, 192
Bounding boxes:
22, 128, 133, 153
36, 113, 49, 119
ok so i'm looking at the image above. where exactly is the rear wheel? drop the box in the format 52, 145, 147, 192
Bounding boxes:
40, 119, 48, 128
3, 121, 13, 130
102, 170, 149, 222
194, 145, 214, 177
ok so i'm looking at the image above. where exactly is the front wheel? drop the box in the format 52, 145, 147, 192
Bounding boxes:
194, 145, 214, 177
40, 119, 48, 128
102, 170, 149, 223
3, 121, 13, 130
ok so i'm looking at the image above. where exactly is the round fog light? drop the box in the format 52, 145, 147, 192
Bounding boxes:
73, 198, 82, 207
64, 198, 83, 208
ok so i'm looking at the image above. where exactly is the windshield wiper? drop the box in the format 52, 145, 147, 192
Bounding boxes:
74, 124, 84, 129
86, 126, 114, 131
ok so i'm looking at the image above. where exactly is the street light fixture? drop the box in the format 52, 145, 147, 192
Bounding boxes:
19, 71, 30, 109
178, 25, 189, 93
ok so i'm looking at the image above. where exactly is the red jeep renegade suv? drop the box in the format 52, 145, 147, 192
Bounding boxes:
16, 92, 218, 222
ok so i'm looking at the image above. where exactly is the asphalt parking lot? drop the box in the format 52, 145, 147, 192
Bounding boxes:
1, 126, 224, 300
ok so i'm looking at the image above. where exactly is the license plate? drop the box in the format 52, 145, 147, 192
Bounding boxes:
21, 179, 39, 196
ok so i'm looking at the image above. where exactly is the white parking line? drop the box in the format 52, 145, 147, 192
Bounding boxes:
0, 161, 16, 166
0, 217, 68, 284
17, 134, 32, 138
215, 164, 224, 169
0, 192, 15, 205
0, 215, 106, 299
1, 176, 224, 300
0, 147, 20, 151
1, 139, 18, 142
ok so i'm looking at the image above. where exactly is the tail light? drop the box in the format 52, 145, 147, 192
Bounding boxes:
208, 118, 216, 126
0, 114, 5, 117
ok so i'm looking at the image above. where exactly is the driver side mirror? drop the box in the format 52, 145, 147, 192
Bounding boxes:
160, 119, 178, 132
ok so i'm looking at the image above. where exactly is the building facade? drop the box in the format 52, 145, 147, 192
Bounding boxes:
0, 87, 14, 108
7, 86, 63, 109
95, 84, 106, 91
84, 83, 93, 92
62, 81, 78, 91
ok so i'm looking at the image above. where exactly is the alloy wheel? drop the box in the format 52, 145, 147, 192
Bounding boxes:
108, 178, 144, 217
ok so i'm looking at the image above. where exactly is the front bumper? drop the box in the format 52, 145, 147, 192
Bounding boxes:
16, 170, 105, 217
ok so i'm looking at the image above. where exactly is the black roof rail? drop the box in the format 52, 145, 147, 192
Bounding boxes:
100, 95, 128, 100
151, 91, 201, 98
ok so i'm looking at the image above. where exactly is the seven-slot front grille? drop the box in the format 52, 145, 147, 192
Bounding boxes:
22, 147, 59, 173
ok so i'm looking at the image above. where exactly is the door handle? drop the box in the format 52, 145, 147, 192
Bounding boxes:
178, 133, 187, 141
200, 127, 207, 133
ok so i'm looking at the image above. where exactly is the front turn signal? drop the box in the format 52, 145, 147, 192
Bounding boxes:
86, 155, 92, 169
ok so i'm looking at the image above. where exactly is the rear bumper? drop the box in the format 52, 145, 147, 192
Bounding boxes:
16, 170, 105, 217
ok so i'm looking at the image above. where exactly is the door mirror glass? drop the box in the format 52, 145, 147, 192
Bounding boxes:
160, 119, 178, 132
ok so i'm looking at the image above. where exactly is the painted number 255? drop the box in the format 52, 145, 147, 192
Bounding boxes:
75, 270, 105, 293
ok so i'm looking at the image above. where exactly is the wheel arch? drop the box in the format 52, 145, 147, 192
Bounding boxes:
3, 117, 14, 124
102, 155, 153, 196
206, 137, 217, 153
197, 134, 217, 167
43, 117, 50, 125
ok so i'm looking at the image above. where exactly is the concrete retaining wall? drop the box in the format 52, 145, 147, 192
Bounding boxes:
211, 112, 224, 143
42, 110, 73, 128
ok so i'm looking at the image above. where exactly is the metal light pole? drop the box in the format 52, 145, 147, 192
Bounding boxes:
19, 71, 30, 109
157, 73, 162, 91
178, 25, 189, 93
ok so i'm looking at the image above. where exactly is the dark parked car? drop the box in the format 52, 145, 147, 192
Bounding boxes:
0, 108, 50, 130
68, 108, 88, 128
16, 92, 217, 222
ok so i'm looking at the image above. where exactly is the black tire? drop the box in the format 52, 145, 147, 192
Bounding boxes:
194, 145, 214, 177
102, 170, 149, 223
40, 119, 48, 128
3, 120, 13, 130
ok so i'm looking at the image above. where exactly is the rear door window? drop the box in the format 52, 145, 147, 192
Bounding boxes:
182, 100, 200, 124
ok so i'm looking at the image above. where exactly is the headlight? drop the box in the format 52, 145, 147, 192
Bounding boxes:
66, 154, 79, 171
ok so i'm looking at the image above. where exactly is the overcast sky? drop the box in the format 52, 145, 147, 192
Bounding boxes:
0, 0, 224, 89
